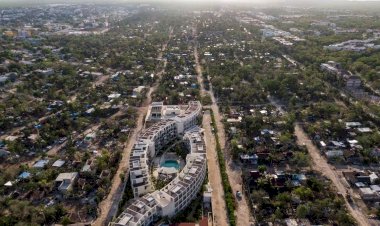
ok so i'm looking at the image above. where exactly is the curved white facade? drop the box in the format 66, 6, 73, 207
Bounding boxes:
145, 101, 202, 135
109, 101, 206, 226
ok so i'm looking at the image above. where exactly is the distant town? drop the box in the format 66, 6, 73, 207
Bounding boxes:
1, 1, 380, 226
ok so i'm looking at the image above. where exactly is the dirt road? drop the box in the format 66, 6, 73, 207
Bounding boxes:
93, 106, 146, 226
194, 40, 253, 225
268, 94, 373, 226
294, 124, 373, 226
203, 112, 229, 226
208, 85, 252, 226
193, 46, 206, 96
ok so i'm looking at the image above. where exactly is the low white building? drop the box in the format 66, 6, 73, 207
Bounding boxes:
325, 150, 344, 159
132, 86, 145, 98
320, 61, 340, 74
359, 187, 380, 201
55, 172, 78, 193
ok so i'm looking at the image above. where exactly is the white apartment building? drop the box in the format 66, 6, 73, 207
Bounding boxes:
112, 194, 159, 226
111, 153, 206, 226
145, 101, 202, 135
130, 120, 177, 198
109, 102, 206, 226
129, 102, 202, 198
129, 141, 152, 197
160, 154, 207, 216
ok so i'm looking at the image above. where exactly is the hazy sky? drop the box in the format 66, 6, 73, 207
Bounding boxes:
1, 0, 380, 7
2, 0, 380, 2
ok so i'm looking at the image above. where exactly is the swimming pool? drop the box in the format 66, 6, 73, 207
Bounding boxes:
161, 160, 180, 170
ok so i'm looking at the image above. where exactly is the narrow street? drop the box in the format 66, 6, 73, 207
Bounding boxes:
194, 38, 253, 225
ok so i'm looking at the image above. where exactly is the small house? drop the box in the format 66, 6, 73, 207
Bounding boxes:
52, 159, 65, 168
33, 159, 49, 168
325, 150, 343, 159
346, 75, 362, 89
240, 154, 258, 165
359, 187, 380, 201
55, 172, 78, 193
19, 171, 31, 179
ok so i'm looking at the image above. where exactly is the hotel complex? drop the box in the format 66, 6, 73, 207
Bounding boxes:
109, 101, 206, 226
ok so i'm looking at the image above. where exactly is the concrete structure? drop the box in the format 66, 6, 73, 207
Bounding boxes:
203, 183, 212, 206
145, 101, 201, 135
326, 150, 344, 159
132, 86, 145, 98
273, 37, 293, 46
35, 68, 54, 76
320, 61, 341, 75
324, 39, 380, 52
33, 159, 49, 168
359, 187, 380, 201
52, 159, 65, 168
0, 76, 10, 85
346, 75, 362, 89
129, 119, 178, 197
55, 172, 78, 193
320, 61, 351, 79
240, 154, 258, 165
110, 102, 206, 226
130, 102, 201, 197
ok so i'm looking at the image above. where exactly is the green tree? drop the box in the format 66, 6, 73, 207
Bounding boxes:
258, 165, 267, 173
296, 204, 310, 218
291, 152, 310, 167
293, 186, 314, 200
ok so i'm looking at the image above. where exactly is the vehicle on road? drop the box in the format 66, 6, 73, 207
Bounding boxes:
236, 191, 242, 200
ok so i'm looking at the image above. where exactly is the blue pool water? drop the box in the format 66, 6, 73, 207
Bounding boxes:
161, 160, 180, 170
